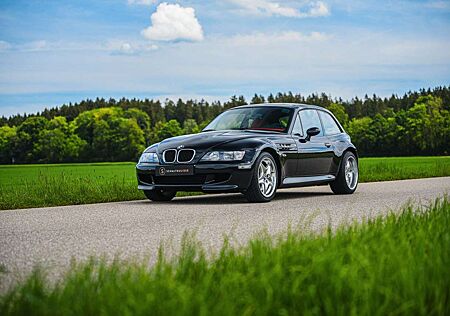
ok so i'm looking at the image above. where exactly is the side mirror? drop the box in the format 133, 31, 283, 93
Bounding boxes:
305, 127, 320, 141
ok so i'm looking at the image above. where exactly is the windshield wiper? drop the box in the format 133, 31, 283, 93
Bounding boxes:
202, 129, 215, 132
243, 128, 284, 133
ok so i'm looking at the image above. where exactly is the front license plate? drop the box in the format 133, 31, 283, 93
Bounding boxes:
157, 165, 194, 176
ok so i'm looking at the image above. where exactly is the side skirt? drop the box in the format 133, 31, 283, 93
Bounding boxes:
281, 175, 335, 188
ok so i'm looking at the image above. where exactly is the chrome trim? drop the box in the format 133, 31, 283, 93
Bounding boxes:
282, 175, 335, 185
276, 143, 297, 151
177, 149, 196, 163
345, 156, 358, 190
258, 157, 277, 197
238, 163, 253, 169
202, 184, 239, 191
163, 149, 177, 163
138, 184, 155, 190
162, 148, 196, 164
140, 184, 238, 191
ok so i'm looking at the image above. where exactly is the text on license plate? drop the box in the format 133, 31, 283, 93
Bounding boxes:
157, 166, 194, 176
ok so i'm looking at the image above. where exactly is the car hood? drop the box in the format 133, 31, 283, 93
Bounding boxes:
155, 130, 276, 153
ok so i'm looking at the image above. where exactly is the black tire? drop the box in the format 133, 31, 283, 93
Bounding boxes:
143, 189, 176, 202
244, 152, 278, 203
330, 151, 358, 194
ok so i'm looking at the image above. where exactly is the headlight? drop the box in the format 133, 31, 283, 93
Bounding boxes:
139, 152, 159, 163
201, 151, 246, 161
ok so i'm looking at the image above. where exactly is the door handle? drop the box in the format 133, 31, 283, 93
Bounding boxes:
325, 142, 332, 148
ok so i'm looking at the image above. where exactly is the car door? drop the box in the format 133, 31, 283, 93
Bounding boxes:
278, 114, 301, 178
294, 109, 335, 176
317, 110, 346, 174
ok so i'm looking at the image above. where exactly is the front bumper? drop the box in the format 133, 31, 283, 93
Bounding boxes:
136, 162, 254, 193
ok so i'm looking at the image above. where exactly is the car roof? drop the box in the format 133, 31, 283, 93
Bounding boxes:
233, 103, 326, 110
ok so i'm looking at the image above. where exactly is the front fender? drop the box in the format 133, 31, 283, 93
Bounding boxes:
215, 138, 281, 162
204, 137, 287, 184
227, 139, 287, 183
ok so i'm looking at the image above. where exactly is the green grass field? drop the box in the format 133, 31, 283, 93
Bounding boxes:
0, 156, 449, 210
1, 198, 449, 315
358, 156, 450, 182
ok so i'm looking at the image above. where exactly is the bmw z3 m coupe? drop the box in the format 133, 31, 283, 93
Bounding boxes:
136, 103, 358, 203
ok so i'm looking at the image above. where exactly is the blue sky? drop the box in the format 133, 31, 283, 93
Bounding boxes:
0, 0, 449, 116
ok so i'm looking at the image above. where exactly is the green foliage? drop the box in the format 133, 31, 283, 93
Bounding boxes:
405, 95, 449, 154
346, 117, 375, 154
0, 125, 16, 163
251, 94, 265, 104
0, 157, 448, 210
0, 87, 449, 163
183, 119, 200, 134
32, 117, 86, 163
327, 103, 349, 126
347, 95, 449, 156
0, 107, 151, 163
151, 119, 184, 143
14, 116, 49, 163
2, 198, 449, 315
73, 107, 146, 161
123, 108, 152, 141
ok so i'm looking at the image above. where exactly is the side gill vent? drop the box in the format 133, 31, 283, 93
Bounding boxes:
276, 143, 297, 151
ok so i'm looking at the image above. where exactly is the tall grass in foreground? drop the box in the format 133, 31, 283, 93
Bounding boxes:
1, 198, 449, 315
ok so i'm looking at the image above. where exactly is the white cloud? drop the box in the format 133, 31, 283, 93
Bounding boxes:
20, 40, 48, 52
0, 40, 11, 51
230, 0, 330, 17
120, 43, 133, 53
230, 0, 299, 17
105, 40, 159, 55
0, 39, 159, 55
127, 0, 157, 6
425, 1, 450, 9
228, 31, 329, 45
107, 42, 136, 55
144, 44, 159, 51
308, 1, 330, 17
141, 3, 204, 42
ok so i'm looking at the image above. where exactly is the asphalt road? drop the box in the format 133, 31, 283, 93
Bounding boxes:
0, 177, 449, 290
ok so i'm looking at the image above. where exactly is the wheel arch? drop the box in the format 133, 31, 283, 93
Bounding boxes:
259, 146, 283, 188
333, 146, 358, 178
344, 146, 358, 160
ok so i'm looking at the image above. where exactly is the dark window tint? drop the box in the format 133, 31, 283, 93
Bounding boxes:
319, 111, 342, 135
292, 114, 303, 136
299, 110, 324, 137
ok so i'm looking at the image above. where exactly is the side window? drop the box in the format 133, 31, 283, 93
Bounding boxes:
319, 111, 342, 135
299, 110, 324, 137
291, 114, 303, 136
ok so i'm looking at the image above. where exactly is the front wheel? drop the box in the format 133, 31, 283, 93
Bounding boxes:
244, 152, 278, 203
330, 151, 358, 194
143, 189, 176, 202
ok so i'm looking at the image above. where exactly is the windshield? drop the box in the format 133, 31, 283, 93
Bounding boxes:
204, 107, 294, 133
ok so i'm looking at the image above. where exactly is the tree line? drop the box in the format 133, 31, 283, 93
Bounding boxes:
0, 86, 449, 164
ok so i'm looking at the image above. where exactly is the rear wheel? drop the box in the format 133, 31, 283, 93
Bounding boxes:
244, 152, 278, 203
143, 189, 176, 202
330, 151, 358, 194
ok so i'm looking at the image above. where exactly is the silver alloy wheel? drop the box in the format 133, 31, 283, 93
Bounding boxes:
258, 157, 277, 198
345, 156, 358, 190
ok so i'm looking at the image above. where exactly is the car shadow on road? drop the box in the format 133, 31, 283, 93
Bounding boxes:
133, 190, 334, 206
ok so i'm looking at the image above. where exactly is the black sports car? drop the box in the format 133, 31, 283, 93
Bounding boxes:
136, 103, 358, 202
